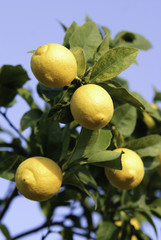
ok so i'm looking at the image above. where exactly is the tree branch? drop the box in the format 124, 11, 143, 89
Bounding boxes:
0, 110, 28, 144
12, 221, 61, 240
0, 187, 18, 221
12, 220, 96, 240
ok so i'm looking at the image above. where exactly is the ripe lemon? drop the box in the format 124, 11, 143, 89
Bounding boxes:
31, 43, 77, 88
70, 84, 114, 130
105, 148, 144, 190
143, 103, 158, 130
115, 218, 140, 240
15, 156, 63, 201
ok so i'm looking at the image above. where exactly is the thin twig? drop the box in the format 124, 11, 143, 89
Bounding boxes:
12, 220, 96, 240
0, 110, 28, 144
0, 187, 18, 221
12, 221, 61, 240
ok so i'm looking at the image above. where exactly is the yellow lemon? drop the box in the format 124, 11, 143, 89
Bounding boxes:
143, 103, 158, 130
70, 84, 114, 130
143, 112, 156, 130
15, 156, 63, 201
105, 148, 144, 190
130, 218, 140, 240
115, 218, 140, 240
31, 43, 77, 88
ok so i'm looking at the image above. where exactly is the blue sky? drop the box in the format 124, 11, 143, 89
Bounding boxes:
0, 0, 161, 239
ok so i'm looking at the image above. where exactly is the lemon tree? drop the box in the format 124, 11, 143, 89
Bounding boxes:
1, 17, 161, 240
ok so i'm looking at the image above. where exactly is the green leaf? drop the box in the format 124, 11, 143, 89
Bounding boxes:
69, 128, 113, 165
5, 99, 17, 108
0, 224, 12, 240
76, 166, 98, 190
86, 128, 112, 157
151, 197, 161, 208
111, 103, 137, 137
70, 47, 86, 77
48, 83, 78, 124
37, 83, 63, 103
59, 125, 71, 161
57, 20, 67, 31
150, 198, 161, 219
20, 109, 43, 132
82, 150, 122, 169
18, 88, 38, 108
69, 128, 99, 163
90, 47, 139, 83
94, 34, 110, 61
112, 76, 129, 89
0, 65, 30, 106
111, 126, 124, 149
63, 21, 78, 48
101, 26, 111, 38
136, 207, 158, 238
35, 113, 63, 160
154, 89, 161, 102
27, 50, 35, 54
100, 81, 144, 111
143, 156, 160, 170
136, 230, 152, 240
48, 103, 74, 124
63, 172, 98, 209
69, 21, 102, 66
60, 228, 73, 240
0, 65, 29, 87
96, 220, 119, 240
126, 134, 161, 157
112, 31, 152, 50
0, 86, 17, 107
132, 92, 161, 121
40, 200, 55, 220
0, 152, 24, 181
85, 15, 94, 23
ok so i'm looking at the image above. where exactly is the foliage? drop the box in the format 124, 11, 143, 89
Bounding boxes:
0, 17, 161, 240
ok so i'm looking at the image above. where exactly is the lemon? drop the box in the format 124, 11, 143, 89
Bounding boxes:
115, 218, 140, 240
31, 43, 77, 88
143, 112, 156, 130
15, 156, 63, 201
105, 148, 144, 190
143, 103, 158, 130
70, 84, 114, 130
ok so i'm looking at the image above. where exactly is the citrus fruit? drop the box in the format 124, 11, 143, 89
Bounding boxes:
143, 103, 158, 130
115, 218, 140, 240
70, 84, 114, 130
105, 148, 144, 190
15, 156, 63, 201
31, 43, 77, 88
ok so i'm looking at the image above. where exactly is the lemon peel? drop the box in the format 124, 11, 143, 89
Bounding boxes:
70, 84, 114, 130
15, 156, 63, 201
105, 148, 144, 190
31, 43, 77, 88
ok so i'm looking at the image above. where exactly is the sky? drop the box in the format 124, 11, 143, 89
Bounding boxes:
0, 0, 161, 239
